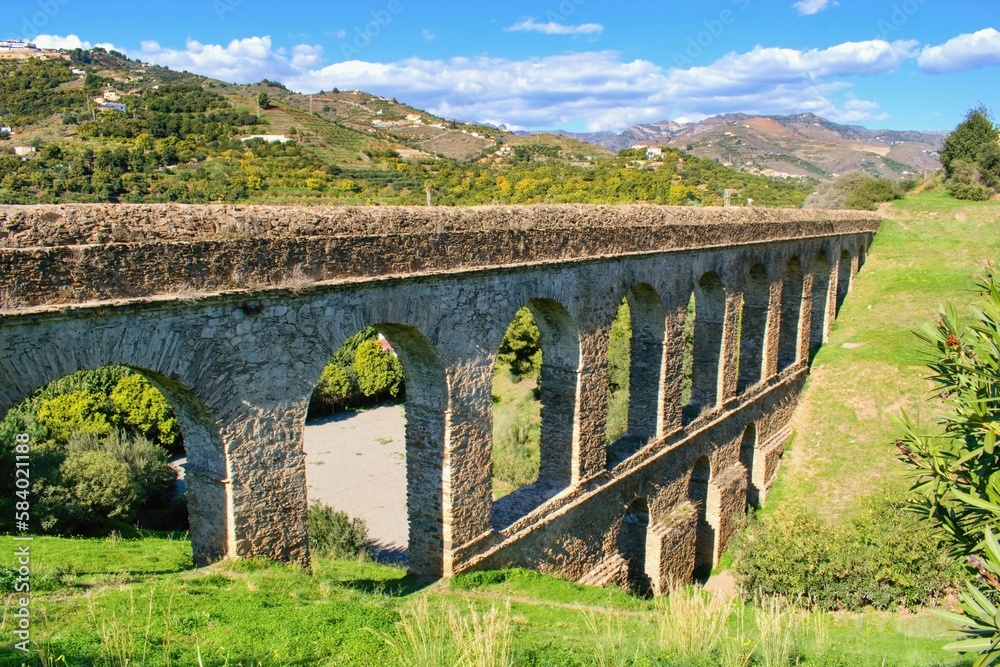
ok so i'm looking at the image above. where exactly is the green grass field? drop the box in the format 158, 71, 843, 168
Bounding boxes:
0, 534, 973, 666
3, 189, 997, 666
769, 189, 1000, 519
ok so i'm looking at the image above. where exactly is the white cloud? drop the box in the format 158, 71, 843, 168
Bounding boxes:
792, 0, 837, 16
421, 29, 436, 42
918, 28, 1000, 74
31, 34, 104, 50
505, 19, 603, 36
137, 36, 301, 82
30, 33, 918, 130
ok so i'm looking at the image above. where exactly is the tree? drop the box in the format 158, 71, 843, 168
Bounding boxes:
941, 106, 997, 177
497, 307, 542, 379
897, 264, 1000, 665
352, 338, 404, 398
257, 92, 271, 110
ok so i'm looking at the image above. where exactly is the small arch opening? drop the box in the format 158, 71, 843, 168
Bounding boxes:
618, 498, 653, 597
492, 298, 580, 528
606, 284, 666, 467
738, 264, 770, 393
740, 423, 759, 508
689, 456, 716, 579
778, 258, 804, 370
836, 250, 853, 315
683, 273, 726, 424
811, 252, 832, 351
305, 324, 448, 576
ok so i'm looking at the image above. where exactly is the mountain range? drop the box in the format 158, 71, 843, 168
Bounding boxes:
548, 113, 946, 181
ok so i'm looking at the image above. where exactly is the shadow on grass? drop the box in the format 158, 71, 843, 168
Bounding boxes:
333, 573, 436, 597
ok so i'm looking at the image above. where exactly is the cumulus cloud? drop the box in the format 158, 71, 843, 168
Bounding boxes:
505, 19, 603, 36
918, 28, 1000, 74
31, 34, 117, 50
31, 33, 919, 130
792, 0, 837, 16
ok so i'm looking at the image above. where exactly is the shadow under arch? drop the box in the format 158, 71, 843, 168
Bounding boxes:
778, 257, 804, 371
740, 423, 759, 508
811, 251, 832, 351
836, 249, 853, 315
618, 497, 653, 597
321, 322, 450, 578
738, 264, 770, 394
606, 283, 667, 468
492, 297, 580, 530
684, 272, 726, 424
0, 364, 230, 566
689, 455, 717, 579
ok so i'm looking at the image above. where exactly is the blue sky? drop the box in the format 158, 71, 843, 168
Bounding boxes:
10, 0, 1000, 132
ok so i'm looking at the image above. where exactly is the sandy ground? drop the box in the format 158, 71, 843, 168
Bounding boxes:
303, 404, 408, 562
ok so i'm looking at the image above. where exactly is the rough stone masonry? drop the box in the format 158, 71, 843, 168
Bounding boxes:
0, 203, 877, 593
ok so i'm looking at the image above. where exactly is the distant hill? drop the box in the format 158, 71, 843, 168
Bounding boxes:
0, 48, 811, 208
551, 113, 946, 181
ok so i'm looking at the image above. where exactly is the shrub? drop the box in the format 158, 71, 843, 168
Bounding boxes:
804, 172, 902, 211
110, 373, 181, 449
950, 183, 992, 201
36, 390, 113, 441
60, 449, 138, 523
733, 492, 958, 611
353, 338, 404, 398
896, 265, 1000, 663
308, 500, 372, 560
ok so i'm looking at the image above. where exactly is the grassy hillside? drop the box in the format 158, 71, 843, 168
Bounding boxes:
769, 189, 1000, 518
0, 51, 812, 207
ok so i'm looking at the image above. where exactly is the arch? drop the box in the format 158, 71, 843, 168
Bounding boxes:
689, 456, 717, 578
836, 249, 853, 315
778, 258, 804, 370
606, 283, 667, 467
307, 322, 449, 577
492, 298, 580, 527
740, 423, 759, 508
618, 498, 653, 597
684, 273, 726, 423
738, 264, 770, 393
0, 363, 230, 566
810, 251, 832, 350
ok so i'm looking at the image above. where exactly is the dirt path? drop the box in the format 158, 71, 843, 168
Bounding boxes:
303, 404, 408, 562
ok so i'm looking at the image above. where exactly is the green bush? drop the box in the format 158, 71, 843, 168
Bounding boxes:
733, 493, 959, 611
110, 373, 181, 450
950, 183, 992, 201
36, 390, 114, 441
353, 338, 404, 399
308, 500, 372, 560
805, 172, 903, 210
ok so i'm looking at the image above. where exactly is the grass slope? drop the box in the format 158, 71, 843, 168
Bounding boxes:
769, 189, 1000, 518
0, 535, 971, 665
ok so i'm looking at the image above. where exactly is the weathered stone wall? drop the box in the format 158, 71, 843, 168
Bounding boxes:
0, 204, 877, 308
0, 204, 876, 589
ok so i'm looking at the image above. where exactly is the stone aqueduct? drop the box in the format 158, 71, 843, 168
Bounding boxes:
0, 204, 878, 593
